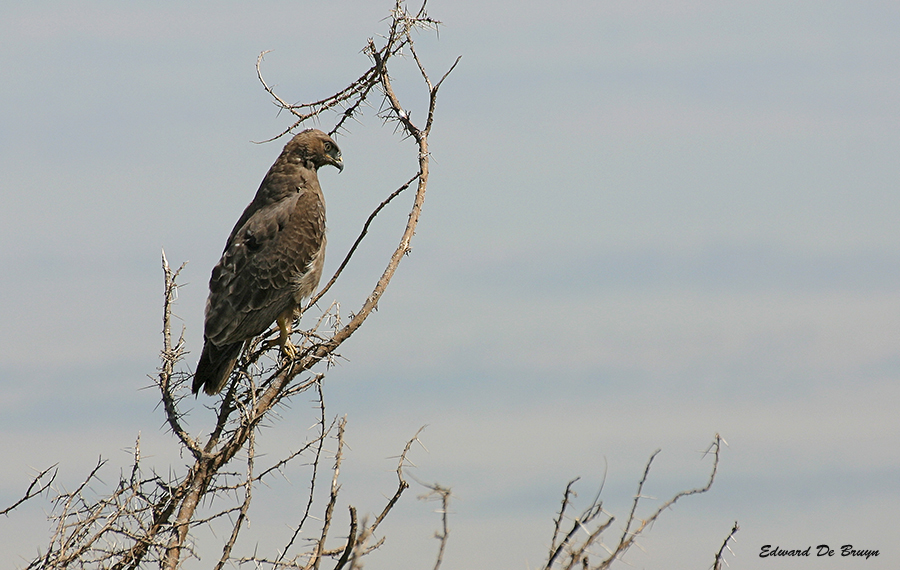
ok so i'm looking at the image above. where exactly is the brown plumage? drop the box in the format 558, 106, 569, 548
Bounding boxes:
193, 129, 343, 395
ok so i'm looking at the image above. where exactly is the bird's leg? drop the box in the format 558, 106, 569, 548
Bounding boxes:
276, 315, 298, 360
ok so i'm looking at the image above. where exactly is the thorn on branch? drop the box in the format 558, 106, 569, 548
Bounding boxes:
713, 521, 740, 570
0, 465, 58, 516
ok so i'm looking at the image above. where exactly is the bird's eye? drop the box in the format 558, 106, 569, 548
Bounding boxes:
324, 142, 333, 152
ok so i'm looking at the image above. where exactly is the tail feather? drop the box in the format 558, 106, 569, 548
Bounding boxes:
193, 339, 243, 395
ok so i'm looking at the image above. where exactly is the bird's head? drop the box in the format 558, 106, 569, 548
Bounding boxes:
284, 129, 343, 173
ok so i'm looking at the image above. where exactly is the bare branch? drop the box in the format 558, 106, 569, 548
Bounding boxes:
306, 173, 419, 310
418, 483, 452, 570
332, 506, 357, 570
370, 426, 425, 535
276, 381, 332, 564
549, 477, 580, 557
158, 249, 201, 458
214, 428, 255, 570
312, 417, 348, 570
543, 435, 724, 570
712, 521, 740, 570
0, 464, 57, 516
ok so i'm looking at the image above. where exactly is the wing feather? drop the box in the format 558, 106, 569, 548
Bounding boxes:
204, 187, 325, 346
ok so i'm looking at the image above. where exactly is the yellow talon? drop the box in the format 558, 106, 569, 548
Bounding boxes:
277, 315, 298, 360
282, 338, 297, 360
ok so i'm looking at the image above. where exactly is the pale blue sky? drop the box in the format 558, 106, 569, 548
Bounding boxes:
1, 1, 898, 568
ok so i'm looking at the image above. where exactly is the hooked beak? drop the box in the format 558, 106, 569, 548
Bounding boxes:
332, 155, 344, 172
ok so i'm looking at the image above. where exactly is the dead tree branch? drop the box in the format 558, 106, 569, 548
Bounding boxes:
712, 521, 740, 570
543, 434, 725, 570
0, 464, 57, 516
418, 483, 452, 570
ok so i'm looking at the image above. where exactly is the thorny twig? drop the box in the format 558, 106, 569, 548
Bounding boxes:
543, 435, 725, 570
312, 418, 348, 570
0, 464, 57, 516
159, 249, 201, 458
712, 521, 740, 570
419, 483, 452, 570
306, 172, 420, 310
254, 0, 443, 143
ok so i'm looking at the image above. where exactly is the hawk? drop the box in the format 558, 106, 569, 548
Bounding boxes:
192, 129, 343, 395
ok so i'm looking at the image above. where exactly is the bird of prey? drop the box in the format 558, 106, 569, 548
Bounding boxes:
192, 129, 343, 395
